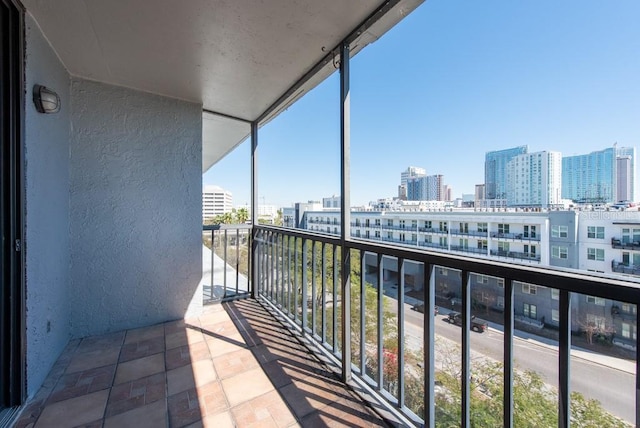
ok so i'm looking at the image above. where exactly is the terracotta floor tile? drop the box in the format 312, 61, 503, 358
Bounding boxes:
167, 388, 201, 427
300, 397, 387, 428
205, 332, 247, 358
166, 327, 205, 350
76, 331, 125, 354
114, 353, 165, 385
106, 372, 166, 418
164, 319, 189, 335
48, 364, 116, 404
221, 367, 274, 407
167, 359, 217, 396
192, 410, 235, 428
231, 390, 296, 428
119, 335, 165, 363
276, 375, 350, 420
164, 340, 212, 370
34, 389, 109, 428
103, 398, 167, 428
198, 309, 231, 327
196, 381, 228, 416
124, 324, 165, 344
66, 347, 121, 374
212, 348, 259, 379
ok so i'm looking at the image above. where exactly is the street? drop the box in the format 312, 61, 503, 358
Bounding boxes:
402, 302, 635, 423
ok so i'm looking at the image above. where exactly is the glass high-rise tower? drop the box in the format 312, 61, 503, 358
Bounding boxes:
484, 146, 528, 199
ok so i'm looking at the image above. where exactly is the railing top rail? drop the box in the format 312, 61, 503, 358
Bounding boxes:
203, 223, 253, 231
256, 224, 640, 302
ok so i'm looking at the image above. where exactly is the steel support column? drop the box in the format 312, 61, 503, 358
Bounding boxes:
339, 41, 351, 383
250, 122, 258, 298
559, 290, 571, 428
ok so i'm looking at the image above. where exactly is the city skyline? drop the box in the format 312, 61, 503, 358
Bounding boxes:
203, 1, 640, 208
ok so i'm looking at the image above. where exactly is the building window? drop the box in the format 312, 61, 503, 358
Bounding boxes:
524, 245, 536, 257
551, 246, 568, 259
355, 230, 360, 237
411, 233, 417, 242
523, 303, 537, 319
387, 219, 393, 227
552, 309, 559, 322
477, 222, 488, 233
439, 221, 448, 232
459, 238, 468, 249
365, 219, 370, 227
424, 235, 432, 243
411, 220, 418, 229
587, 248, 605, 261
375, 219, 380, 226
522, 284, 537, 295
400, 233, 406, 242
621, 303, 637, 314
498, 241, 509, 253
524, 225, 537, 238
586, 295, 606, 306
459, 222, 469, 233
587, 314, 606, 329
587, 226, 605, 239
400, 220, 406, 229
477, 240, 488, 250
476, 274, 489, 284
498, 223, 509, 234
439, 236, 447, 246
552, 225, 568, 238
622, 228, 640, 244
387, 232, 393, 240
621, 322, 637, 340
367, 231, 372, 239
424, 220, 432, 229
551, 289, 559, 300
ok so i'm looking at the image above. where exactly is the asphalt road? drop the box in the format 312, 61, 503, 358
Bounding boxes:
402, 304, 635, 423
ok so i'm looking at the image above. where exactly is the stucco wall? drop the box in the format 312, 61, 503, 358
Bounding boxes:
24, 14, 71, 395
69, 79, 202, 337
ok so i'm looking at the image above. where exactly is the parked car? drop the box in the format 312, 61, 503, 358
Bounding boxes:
446, 311, 488, 333
413, 303, 438, 315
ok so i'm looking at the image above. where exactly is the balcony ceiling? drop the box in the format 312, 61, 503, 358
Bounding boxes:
23, 0, 421, 171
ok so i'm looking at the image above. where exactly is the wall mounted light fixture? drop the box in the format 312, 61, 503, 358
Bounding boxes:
33, 84, 61, 114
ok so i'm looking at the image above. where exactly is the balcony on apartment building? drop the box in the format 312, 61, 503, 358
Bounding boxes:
611, 238, 640, 250
612, 261, 640, 276
490, 231, 541, 242
5, 1, 640, 427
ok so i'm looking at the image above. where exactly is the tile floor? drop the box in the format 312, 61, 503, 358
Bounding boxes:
13, 298, 389, 428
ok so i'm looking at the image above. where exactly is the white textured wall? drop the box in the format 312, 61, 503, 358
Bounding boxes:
24, 14, 71, 395
69, 79, 202, 337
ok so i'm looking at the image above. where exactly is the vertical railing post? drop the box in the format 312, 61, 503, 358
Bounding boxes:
210, 229, 215, 300
312, 242, 317, 336
360, 250, 366, 375
504, 278, 514, 428
339, 40, 351, 383
423, 263, 435, 427
235, 228, 240, 295
397, 257, 405, 407
294, 237, 299, 325
322, 242, 327, 343
250, 121, 258, 298
302, 238, 308, 334
461, 270, 470, 428
377, 253, 384, 391
223, 229, 228, 299
333, 244, 338, 353
559, 290, 572, 428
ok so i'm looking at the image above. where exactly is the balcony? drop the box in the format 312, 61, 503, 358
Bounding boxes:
14, 299, 387, 427
450, 245, 488, 256
449, 229, 487, 238
490, 232, 541, 242
612, 261, 640, 276
611, 238, 640, 250
490, 249, 542, 262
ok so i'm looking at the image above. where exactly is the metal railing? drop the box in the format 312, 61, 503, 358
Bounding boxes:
490, 232, 541, 242
202, 224, 252, 301
490, 249, 542, 262
211, 224, 639, 427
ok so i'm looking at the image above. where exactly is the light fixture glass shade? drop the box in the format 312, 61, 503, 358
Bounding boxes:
33, 84, 61, 113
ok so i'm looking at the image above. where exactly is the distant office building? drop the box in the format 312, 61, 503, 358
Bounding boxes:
506, 151, 562, 207
406, 174, 445, 201
202, 185, 233, 220
617, 156, 633, 202
323, 195, 341, 209
475, 184, 485, 203
398, 184, 407, 200
562, 146, 635, 204
485, 146, 528, 199
400, 166, 426, 187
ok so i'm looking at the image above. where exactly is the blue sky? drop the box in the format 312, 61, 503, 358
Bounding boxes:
203, 0, 640, 208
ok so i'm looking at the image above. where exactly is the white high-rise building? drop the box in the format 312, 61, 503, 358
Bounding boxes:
202, 185, 233, 220
400, 166, 426, 187
506, 151, 562, 207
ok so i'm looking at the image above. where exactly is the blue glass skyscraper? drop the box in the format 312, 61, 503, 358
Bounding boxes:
484, 146, 528, 199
